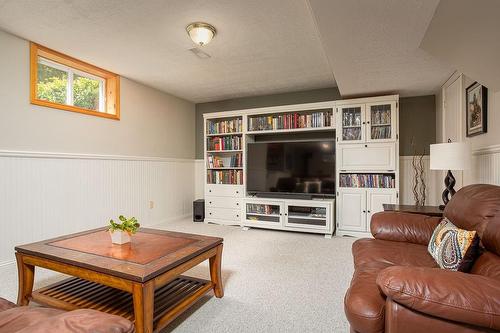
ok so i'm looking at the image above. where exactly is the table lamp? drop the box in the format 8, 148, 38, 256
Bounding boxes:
430, 140, 471, 210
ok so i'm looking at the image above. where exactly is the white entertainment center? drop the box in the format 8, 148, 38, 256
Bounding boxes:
203, 95, 399, 238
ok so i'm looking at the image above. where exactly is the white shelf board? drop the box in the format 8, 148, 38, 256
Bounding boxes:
206, 150, 243, 153
246, 126, 335, 135
206, 132, 243, 137
246, 212, 280, 217
207, 167, 243, 170
287, 215, 327, 221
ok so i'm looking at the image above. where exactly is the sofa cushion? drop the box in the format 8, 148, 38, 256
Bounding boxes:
0, 306, 134, 333
346, 239, 438, 333
353, 238, 437, 269
0, 306, 66, 333
0, 299, 16, 313
444, 184, 500, 256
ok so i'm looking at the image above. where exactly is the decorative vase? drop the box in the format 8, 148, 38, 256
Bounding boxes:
110, 230, 131, 245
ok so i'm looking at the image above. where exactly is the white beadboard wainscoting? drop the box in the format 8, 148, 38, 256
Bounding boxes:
468, 145, 500, 186
0, 151, 196, 266
194, 159, 205, 199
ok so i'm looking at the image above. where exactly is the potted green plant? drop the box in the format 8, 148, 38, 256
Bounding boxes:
108, 215, 140, 244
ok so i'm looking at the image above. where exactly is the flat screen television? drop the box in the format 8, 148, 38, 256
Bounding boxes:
246, 140, 335, 198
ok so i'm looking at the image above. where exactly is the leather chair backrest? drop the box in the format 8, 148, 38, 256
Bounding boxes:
444, 184, 500, 256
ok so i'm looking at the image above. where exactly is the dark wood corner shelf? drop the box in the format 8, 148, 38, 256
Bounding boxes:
382, 204, 443, 217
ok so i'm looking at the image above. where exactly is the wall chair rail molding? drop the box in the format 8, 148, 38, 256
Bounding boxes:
0, 151, 196, 265
0, 150, 194, 163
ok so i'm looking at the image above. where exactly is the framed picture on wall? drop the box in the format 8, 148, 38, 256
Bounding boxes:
466, 82, 487, 137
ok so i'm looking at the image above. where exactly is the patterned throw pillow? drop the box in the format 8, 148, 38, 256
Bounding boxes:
428, 218, 480, 272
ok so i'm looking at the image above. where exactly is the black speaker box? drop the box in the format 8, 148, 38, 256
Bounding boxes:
193, 199, 205, 222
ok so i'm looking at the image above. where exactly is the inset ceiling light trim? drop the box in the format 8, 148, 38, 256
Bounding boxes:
186, 22, 216, 46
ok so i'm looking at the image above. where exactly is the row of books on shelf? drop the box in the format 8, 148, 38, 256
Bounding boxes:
248, 111, 333, 131
246, 204, 279, 215
207, 118, 242, 134
340, 174, 395, 188
371, 126, 391, 140
207, 136, 242, 151
207, 154, 242, 168
207, 170, 243, 185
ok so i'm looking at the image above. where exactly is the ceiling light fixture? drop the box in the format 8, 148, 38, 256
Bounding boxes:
186, 22, 216, 46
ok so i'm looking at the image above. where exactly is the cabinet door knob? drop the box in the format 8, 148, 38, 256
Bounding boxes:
236, 214, 239, 217
367, 121, 370, 124
362, 210, 366, 213
236, 203, 239, 206
236, 191, 239, 194
362, 122, 366, 125
209, 201, 212, 204
209, 212, 212, 215
209, 190, 212, 193
364, 144, 368, 148
367, 210, 371, 213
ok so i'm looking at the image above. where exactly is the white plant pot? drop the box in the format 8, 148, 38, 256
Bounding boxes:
110, 230, 131, 245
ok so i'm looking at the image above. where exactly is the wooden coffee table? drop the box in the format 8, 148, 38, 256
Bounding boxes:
15, 228, 223, 333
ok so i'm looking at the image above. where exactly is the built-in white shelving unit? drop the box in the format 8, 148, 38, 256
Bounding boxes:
335, 95, 400, 237
203, 95, 399, 238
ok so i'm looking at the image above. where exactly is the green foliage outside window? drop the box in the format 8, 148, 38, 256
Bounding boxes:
73, 74, 100, 110
37, 63, 67, 104
37, 61, 101, 111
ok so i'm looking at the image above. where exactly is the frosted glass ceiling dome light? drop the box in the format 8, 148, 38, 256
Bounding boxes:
186, 22, 216, 46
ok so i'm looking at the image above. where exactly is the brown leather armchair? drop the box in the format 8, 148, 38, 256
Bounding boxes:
344, 184, 500, 333
0, 297, 134, 333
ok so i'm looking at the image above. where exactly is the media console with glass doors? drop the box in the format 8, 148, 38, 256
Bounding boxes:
203, 95, 399, 238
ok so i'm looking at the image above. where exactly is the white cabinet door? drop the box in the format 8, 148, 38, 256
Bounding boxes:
338, 189, 366, 232
366, 101, 397, 142
338, 143, 396, 171
243, 199, 284, 227
366, 189, 397, 230
337, 104, 365, 144
284, 201, 330, 231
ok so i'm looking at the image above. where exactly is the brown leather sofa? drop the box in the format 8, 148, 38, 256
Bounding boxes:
344, 184, 500, 333
0, 297, 134, 333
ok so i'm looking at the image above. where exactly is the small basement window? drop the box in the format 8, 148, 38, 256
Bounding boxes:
30, 42, 120, 120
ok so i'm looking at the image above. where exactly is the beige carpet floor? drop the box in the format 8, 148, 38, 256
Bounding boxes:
0, 218, 355, 332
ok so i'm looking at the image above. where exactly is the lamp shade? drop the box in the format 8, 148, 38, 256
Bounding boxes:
430, 142, 471, 171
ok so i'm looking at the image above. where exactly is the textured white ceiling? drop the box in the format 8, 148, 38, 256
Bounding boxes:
421, 0, 500, 92
0, 0, 335, 103
308, 0, 454, 97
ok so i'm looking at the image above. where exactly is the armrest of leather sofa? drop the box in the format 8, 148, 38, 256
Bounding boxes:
377, 266, 500, 331
370, 212, 441, 245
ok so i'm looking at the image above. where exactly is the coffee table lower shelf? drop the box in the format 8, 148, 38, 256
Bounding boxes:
31, 275, 213, 331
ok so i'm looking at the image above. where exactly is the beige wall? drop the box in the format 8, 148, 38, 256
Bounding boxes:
436, 73, 500, 189
437, 74, 500, 150
462, 77, 500, 150
0, 29, 195, 159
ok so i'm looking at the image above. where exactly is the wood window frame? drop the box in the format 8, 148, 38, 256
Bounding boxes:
30, 42, 120, 120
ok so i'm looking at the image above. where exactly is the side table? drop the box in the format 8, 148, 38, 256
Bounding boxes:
382, 204, 443, 217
